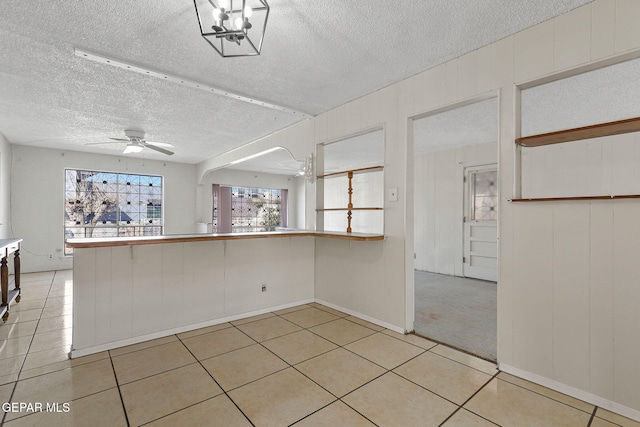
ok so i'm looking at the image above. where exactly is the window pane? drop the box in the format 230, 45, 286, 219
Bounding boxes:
472, 170, 498, 221
65, 169, 163, 255
215, 185, 283, 233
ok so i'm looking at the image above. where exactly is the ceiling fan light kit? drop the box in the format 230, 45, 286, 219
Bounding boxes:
193, 0, 269, 57
297, 153, 315, 183
122, 144, 144, 154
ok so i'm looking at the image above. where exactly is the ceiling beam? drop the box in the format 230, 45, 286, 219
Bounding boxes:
74, 48, 313, 119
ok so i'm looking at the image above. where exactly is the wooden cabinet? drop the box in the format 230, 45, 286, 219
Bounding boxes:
0, 238, 22, 321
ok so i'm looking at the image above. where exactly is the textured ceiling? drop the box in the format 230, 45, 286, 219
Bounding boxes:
414, 98, 498, 155
0, 0, 593, 165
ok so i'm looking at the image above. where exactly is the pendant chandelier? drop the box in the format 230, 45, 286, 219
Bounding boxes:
193, 0, 270, 57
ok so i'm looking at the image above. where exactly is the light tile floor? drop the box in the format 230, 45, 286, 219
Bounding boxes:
0, 271, 639, 426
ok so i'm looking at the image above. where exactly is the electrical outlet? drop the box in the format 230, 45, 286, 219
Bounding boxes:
48, 253, 53, 259
261, 284, 267, 292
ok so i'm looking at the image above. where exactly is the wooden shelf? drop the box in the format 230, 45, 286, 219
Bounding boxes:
316, 207, 383, 212
316, 166, 384, 233
515, 116, 640, 147
511, 194, 640, 202
317, 165, 383, 179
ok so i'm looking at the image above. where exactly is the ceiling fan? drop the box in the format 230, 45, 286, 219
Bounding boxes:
87, 130, 174, 155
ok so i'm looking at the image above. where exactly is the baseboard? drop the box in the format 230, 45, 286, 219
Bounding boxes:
499, 363, 640, 422
70, 298, 315, 358
313, 298, 405, 334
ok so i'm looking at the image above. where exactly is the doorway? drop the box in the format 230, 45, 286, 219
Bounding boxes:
412, 96, 498, 361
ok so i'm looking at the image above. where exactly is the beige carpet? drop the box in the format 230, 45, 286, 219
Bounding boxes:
414, 270, 497, 361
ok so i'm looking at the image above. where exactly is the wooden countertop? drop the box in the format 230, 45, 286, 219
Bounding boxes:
66, 230, 384, 248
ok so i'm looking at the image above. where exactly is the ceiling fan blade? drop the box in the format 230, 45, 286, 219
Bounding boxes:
275, 161, 300, 170
109, 137, 129, 141
85, 141, 125, 145
144, 144, 174, 156
144, 141, 175, 148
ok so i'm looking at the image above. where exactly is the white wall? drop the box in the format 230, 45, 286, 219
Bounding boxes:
0, 133, 12, 240
414, 142, 497, 275
199, 168, 305, 230
521, 133, 640, 198
11, 146, 197, 272
195, 0, 640, 420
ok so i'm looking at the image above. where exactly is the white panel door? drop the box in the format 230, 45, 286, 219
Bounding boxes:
463, 166, 498, 282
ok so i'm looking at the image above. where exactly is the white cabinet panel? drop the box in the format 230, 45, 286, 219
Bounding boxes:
72, 248, 96, 349
132, 244, 164, 336
72, 236, 315, 356
94, 247, 112, 345
110, 246, 133, 342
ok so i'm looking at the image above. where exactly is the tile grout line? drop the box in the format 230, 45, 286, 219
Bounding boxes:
252, 309, 479, 421
107, 353, 132, 427
282, 318, 437, 426
496, 374, 598, 415
412, 331, 497, 364
218, 313, 388, 426
437, 371, 501, 427
586, 406, 597, 426
336, 398, 382, 427
1, 272, 56, 426
175, 331, 257, 427
249, 317, 383, 427
304, 320, 405, 427
425, 344, 499, 376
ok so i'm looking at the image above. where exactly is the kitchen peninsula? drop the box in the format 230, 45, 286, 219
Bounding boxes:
67, 230, 383, 357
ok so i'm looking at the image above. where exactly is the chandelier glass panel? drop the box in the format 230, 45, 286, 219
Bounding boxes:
193, 0, 269, 57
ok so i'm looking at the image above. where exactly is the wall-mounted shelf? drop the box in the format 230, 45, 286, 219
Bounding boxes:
317, 166, 384, 233
511, 194, 640, 202
317, 165, 384, 179
515, 116, 640, 147
316, 207, 383, 212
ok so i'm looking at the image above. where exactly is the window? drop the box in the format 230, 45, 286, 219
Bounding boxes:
64, 169, 163, 255
468, 168, 498, 221
212, 185, 286, 233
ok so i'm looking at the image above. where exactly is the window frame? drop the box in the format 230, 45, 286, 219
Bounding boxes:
64, 168, 164, 255
212, 185, 286, 233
